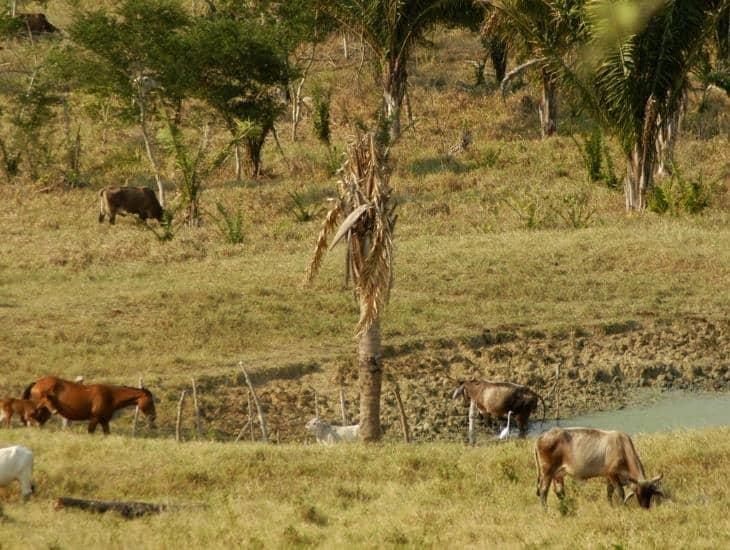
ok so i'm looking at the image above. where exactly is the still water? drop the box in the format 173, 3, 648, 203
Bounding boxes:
525, 393, 730, 436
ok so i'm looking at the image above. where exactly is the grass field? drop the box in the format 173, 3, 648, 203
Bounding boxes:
0, 429, 729, 548
1, 15, 729, 547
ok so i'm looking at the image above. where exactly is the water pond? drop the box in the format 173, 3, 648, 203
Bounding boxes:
525, 392, 730, 437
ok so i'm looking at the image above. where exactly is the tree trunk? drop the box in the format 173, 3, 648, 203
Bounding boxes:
489, 38, 508, 85
383, 61, 407, 143
358, 317, 382, 442
539, 70, 558, 138
654, 100, 684, 178
137, 96, 165, 207
625, 144, 655, 212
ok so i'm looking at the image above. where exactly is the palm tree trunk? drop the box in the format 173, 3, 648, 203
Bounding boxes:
488, 38, 508, 85
539, 70, 558, 138
383, 61, 407, 143
625, 144, 655, 212
654, 99, 684, 178
358, 317, 382, 442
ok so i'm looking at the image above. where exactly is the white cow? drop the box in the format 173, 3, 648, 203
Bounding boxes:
305, 418, 360, 444
0, 445, 34, 500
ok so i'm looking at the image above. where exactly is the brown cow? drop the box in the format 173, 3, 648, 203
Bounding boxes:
16, 13, 59, 34
0, 398, 50, 428
535, 427, 664, 508
452, 380, 545, 437
98, 186, 164, 224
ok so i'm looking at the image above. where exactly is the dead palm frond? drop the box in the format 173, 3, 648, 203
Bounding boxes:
306, 133, 396, 336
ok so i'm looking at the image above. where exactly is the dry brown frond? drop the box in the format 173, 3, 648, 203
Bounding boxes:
305, 202, 342, 285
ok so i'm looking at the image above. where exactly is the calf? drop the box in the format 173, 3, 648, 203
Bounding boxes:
0, 445, 34, 501
452, 380, 545, 437
535, 427, 664, 508
98, 186, 163, 224
305, 418, 360, 444
0, 398, 50, 428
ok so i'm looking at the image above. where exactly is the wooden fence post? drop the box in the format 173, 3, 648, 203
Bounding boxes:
191, 377, 201, 440
468, 399, 477, 446
175, 389, 187, 442
239, 362, 268, 442
392, 381, 410, 443
247, 392, 255, 442
132, 376, 143, 437
339, 386, 348, 425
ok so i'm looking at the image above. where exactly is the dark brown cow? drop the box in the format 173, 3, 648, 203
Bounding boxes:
0, 398, 50, 428
99, 186, 164, 224
535, 427, 664, 508
452, 380, 545, 436
16, 13, 58, 34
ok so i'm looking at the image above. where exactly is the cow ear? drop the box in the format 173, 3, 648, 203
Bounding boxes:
650, 474, 663, 484
627, 476, 639, 485
623, 491, 636, 504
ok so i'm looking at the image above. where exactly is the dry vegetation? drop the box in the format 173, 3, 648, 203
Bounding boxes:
0, 429, 729, 548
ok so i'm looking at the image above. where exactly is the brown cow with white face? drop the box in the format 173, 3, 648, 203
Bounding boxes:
98, 186, 164, 224
535, 427, 664, 508
452, 380, 545, 437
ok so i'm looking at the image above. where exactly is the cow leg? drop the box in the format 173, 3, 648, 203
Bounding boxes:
100, 420, 111, 435
516, 415, 528, 437
607, 483, 615, 504
539, 475, 552, 507
615, 482, 626, 504
88, 419, 99, 433
553, 474, 566, 500
109, 208, 116, 224
99, 211, 105, 223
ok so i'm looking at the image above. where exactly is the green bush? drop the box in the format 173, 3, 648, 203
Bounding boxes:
648, 169, 715, 216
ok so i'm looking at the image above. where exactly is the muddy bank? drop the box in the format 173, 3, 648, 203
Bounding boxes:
183, 318, 729, 443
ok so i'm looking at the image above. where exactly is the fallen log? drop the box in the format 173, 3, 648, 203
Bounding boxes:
53, 497, 203, 519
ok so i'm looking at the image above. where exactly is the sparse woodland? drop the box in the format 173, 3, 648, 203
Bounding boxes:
0, 1, 729, 546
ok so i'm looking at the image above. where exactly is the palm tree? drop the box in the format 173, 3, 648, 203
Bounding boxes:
488, 0, 585, 138
493, 0, 729, 211
316, 0, 479, 142
306, 133, 396, 441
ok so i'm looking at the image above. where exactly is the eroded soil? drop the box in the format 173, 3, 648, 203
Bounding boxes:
185, 317, 729, 443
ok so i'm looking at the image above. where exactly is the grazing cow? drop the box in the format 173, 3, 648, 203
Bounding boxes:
305, 418, 360, 444
16, 13, 58, 34
535, 427, 664, 508
0, 445, 34, 501
0, 398, 50, 428
98, 186, 163, 224
452, 380, 545, 437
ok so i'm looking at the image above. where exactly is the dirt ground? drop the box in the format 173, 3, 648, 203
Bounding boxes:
182, 317, 729, 443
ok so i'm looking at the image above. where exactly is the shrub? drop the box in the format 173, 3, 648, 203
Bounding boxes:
648, 168, 716, 216
215, 202, 245, 244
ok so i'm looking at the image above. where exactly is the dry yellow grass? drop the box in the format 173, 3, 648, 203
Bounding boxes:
0, 429, 728, 548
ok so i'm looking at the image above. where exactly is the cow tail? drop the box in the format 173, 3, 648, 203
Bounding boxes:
22, 382, 35, 400
534, 443, 541, 496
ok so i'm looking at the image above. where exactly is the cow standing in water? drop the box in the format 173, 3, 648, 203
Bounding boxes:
535, 427, 665, 508
452, 380, 546, 437
98, 186, 163, 224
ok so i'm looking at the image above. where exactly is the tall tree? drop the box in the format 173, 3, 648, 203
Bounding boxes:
306, 133, 396, 442
316, 0, 479, 142
494, 0, 728, 211
489, 0, 585, 138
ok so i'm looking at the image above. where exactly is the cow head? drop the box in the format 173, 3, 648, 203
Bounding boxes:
305, 418, 325, 432
625, 475, 664, 508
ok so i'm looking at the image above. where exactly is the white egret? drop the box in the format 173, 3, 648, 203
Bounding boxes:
499, 411, 513, 440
